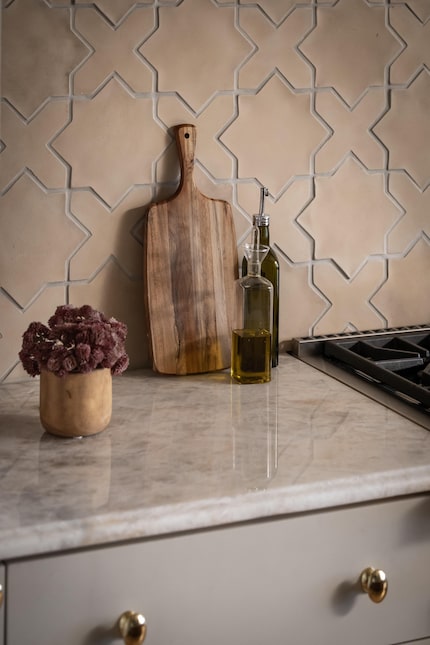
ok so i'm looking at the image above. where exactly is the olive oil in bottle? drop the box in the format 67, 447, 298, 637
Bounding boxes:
231, 329, 271, 384
242, 188, 280, 367
231, 231, 273, 384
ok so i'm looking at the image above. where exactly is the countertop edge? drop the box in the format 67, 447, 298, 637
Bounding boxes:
3, 466, 430, 561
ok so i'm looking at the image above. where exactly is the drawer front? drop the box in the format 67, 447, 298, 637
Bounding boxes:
6, 494, 430, 645
0, 563, 4, 645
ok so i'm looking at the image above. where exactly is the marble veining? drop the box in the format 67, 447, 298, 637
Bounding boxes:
1, 355, 430, 560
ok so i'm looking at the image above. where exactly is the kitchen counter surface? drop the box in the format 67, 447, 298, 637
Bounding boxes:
1, 354, 430, 561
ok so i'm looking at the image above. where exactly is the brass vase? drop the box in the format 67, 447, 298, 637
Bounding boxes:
39, 368, 112, 438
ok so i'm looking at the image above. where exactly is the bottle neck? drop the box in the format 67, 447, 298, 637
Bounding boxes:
252, 215, 270, 245
258, 225, 269, 246
247, 260, 262, 276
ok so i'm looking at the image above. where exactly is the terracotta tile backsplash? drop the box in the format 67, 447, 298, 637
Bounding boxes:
1, 0, 430, 382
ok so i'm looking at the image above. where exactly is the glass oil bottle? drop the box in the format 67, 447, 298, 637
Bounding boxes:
242, 187, 280, 367
231, 227, 273, 384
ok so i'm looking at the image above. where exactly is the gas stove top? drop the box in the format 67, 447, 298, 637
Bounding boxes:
291, 325, 430, 430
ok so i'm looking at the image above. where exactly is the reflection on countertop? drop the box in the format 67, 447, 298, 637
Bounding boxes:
1, 354, 430, 560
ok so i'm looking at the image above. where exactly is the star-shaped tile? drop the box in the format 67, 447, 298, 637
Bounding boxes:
315, 89, 386, 172
389, 5, 430, 84
0, 286, 66, 382
248, 0, 310, 26
74, 7, 154, 95
0, 100, 69, 191
221, 74, 326, 195
236, 180, 313, 262
299, 157, 400, 278
387, 173, 430, 253
52, 78, 166, 207
238, 6, 312, 90
373, 69, 430, 189
69, 259, 149, 370
300, 0, 400, 106
312, 261, 385, 335
0, 174, 85, 307
157, 94, 236, 180
2, 0, 88, 118
140, 0, 251, 112
281, 263, 327, 340
372, 237, 430, 326
390, 0, 430, 23
69, 187, 151, 281
76, 0, 152, 25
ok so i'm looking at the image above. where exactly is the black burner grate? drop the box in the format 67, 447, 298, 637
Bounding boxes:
324, 332, 430, 408
291, 326, 430, 429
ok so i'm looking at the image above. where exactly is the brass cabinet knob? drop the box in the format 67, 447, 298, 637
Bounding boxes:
360, 566, 388, 603
118, 610, 147, 644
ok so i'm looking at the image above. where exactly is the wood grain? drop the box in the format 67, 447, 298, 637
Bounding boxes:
144, 124, 238, 375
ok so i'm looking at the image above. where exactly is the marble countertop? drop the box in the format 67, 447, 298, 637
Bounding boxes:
1, 354, 430, 561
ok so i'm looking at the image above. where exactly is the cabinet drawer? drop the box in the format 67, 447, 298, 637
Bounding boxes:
6, 494, 430, 645
0, 563, 4, 645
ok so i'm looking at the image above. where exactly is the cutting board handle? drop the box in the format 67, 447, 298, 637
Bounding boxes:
175, 124, 197, 193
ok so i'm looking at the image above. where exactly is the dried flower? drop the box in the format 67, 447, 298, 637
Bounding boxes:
19, 305, 129, 378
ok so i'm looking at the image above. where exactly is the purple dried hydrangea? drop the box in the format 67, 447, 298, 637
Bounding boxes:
19, 305, 129, 377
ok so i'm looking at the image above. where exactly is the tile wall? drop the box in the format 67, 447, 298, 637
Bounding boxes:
1, 0, 430, 382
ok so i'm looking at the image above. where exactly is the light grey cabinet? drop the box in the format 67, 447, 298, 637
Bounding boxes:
0, 564, 4, 645
5, 494, 430, 645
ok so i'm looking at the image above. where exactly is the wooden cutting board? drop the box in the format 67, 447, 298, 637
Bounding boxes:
144, 124, 239, 375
